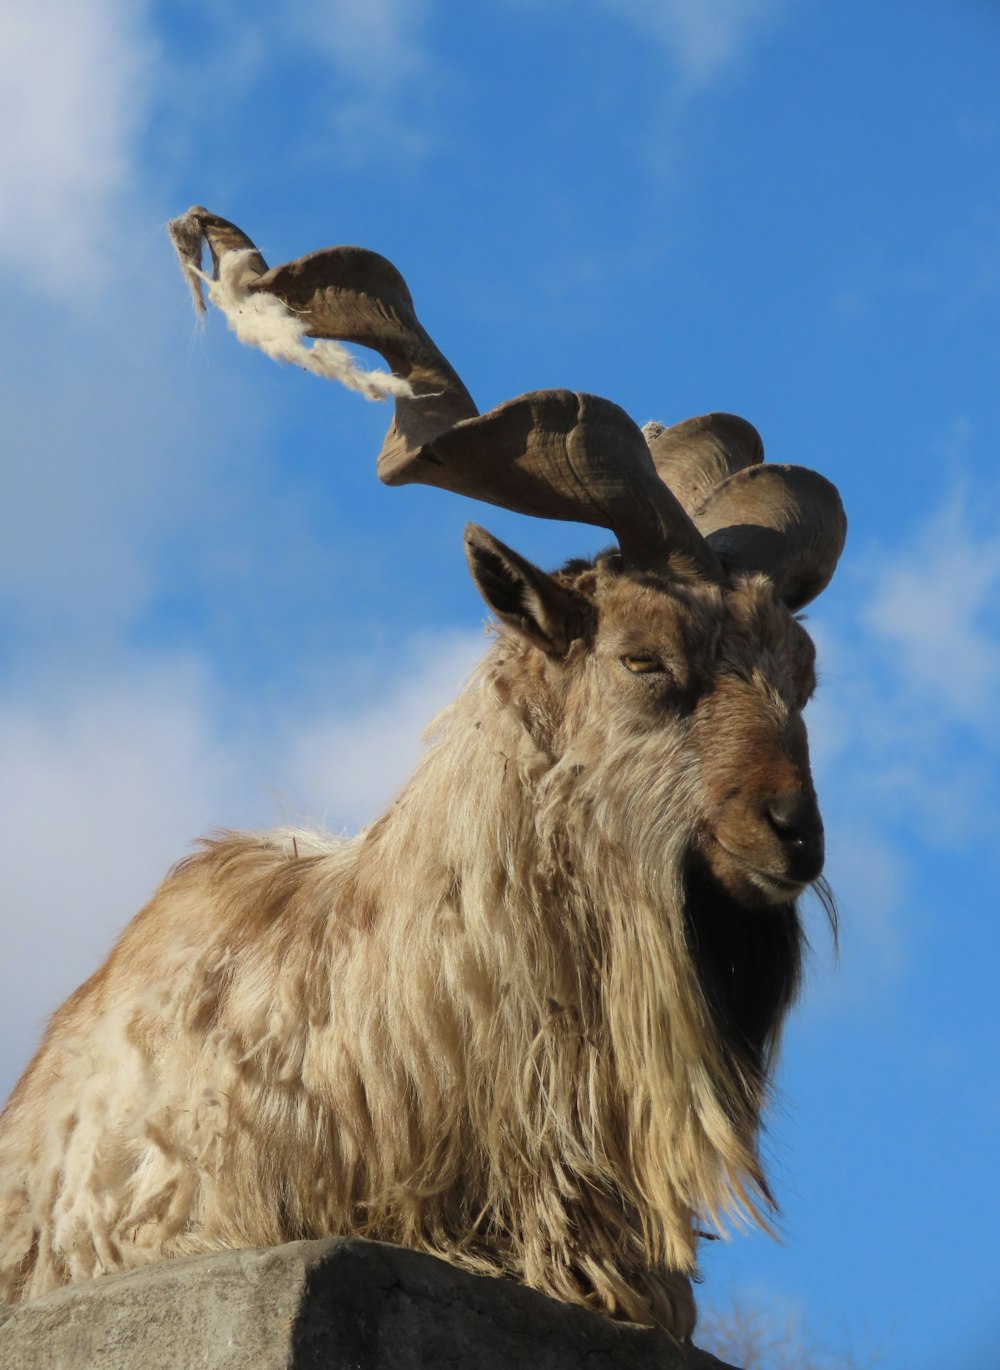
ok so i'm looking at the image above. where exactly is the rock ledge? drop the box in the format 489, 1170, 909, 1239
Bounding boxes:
0, 1237, 738, 1369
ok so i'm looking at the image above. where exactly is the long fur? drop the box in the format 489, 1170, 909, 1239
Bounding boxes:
0, 564, 820, 1337
193, 248, 416, 400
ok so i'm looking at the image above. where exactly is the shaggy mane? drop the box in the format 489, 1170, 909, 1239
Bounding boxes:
0, 567, 832, 1340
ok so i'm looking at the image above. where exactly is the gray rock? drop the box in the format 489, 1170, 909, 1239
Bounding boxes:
0, 1238, 738, 1370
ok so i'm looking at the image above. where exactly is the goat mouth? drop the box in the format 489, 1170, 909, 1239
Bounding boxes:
709, 836, 809, 900
753, 870, 806, 896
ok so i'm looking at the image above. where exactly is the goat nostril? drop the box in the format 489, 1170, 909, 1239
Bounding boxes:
766, 792, 821, 848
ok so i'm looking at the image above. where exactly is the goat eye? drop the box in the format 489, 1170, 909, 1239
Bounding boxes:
621, 653, 665, 674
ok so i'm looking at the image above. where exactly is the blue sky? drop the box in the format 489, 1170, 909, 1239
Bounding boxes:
2, 1, 999, 1363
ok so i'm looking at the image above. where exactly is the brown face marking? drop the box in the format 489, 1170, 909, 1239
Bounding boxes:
693, 580, 823, 905
592, 570, 720, 706
563, 565, 824, 908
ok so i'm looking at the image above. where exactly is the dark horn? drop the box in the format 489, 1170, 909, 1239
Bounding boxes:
169, 208, 725, 583
395, 390, 725, 582
168, 206, 478, 456
693, 464, 847, 609
642, 413, 764, 516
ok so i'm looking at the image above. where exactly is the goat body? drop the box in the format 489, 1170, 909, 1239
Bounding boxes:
0, 211, 846, 1339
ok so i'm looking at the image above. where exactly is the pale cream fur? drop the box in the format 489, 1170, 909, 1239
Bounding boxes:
197, 249, 417, 400
0, 562, 825, 1337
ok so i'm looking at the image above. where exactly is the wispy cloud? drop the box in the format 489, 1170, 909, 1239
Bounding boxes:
0, 629, 482, 1100
290, 0, 435, 161
0, 0, 438, 306
814, 501, 1000, 818
597, 0, 788, 91
862, 498, 1000, 729
282, 631, 483, 831
0, 0, 155, 298
0, 660, 238, 1095
156, 0, 437, 170
804, 491, 1000, 985
294, 0, 429, 92
0, 259, 271, 656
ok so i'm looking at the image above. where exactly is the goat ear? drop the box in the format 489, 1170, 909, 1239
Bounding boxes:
464, 524, 588, 657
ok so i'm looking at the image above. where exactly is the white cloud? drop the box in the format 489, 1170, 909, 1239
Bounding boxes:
0, 0, 437, 301
0, 660, 239, 1096
800, 497, 1000, 995
0, 629, 483, 1101
281, 630, 484, 831
292, 0, 435, 162
293, 0, 429, 93
820, 824, 906, 974
863, 501, 1000, 728
811, 502, 1000, 796
158, 0, 436, 168
0, 0, 155, 297
0, 255, 272, 653
598, 0, 787, 90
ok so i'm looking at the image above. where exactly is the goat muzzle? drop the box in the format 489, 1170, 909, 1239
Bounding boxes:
764, 789, 825, 884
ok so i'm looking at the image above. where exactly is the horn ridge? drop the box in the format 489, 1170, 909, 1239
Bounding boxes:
389, 389, 724, 583
168, 207, 843, 605
169, 205, 478, 458
640, 408, 846, 607
642, 412, 764, 517
694, 463, 847, 610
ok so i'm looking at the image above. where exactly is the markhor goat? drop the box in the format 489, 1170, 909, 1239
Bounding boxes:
0, 209, 846, 1338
